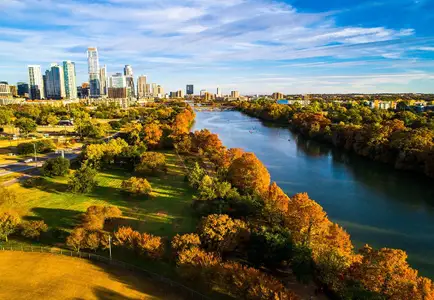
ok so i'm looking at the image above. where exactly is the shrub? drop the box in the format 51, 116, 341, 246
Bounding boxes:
16, 140, 56, 155
0, 186, 16, 206
171, 233, 201, 254
20, 220, 48, 240
121, 177, 152, 197
41, 157, 70, 177
113, 226, 164, 259
68, 165, 98, 193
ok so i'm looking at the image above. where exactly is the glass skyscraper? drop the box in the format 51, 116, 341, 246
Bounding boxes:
87, 47, 100, 98
63, 61, 77, 99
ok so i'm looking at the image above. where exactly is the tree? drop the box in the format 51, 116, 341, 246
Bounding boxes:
195, 175, 217, 201
135, 152, 166, 175
41, 157, 70, 177
20, 220, 48, 240
68, 165, 98, 193
143, 123, 163, 149
41, 113, 60, 126
15, 117, 37, 135
172, 233, 201, 254
0, 211, 21, 241
187, 162, 206, 189
228, 152, 270, 195
84, 231, 100, 251
121, 177, 152, 197
0, 186, 16, 206
198, 214, 249, 254
135, 232, 164, 259
0, 108, 13, 125
66, 227, 86, 252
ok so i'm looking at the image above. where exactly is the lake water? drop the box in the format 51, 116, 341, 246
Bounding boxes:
192, 110, 434, 278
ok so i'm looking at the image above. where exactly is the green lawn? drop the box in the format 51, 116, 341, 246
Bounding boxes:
2, 151, 197, 241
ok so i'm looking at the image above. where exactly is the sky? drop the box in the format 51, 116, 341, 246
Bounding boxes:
0, 0, 433, 94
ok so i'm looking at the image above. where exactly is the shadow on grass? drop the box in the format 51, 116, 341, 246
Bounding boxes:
30, 207, 82, 230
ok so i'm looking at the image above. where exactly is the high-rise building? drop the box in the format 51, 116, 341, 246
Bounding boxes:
137, 75, 147, 98
124, 65, 135, 98
145, 84, 151, 96
110, 73, 127, 88
17, 82, 29, 97
87, 47, 100, 98
9, 85, 17, 97
217, 87, 222, 97
157, 85, 164, 97
186, 84, 194, 95
63, 61, 77, 99
200, 89, 207, 96
152, 83, 157, 97
99, 65, 107, 96
28, 65, 45, 99
45, 63, 66, 99
272, 92, 284, 100
231, 91, 240, 98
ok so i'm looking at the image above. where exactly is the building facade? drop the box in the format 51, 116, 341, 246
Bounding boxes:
152, 83, 157, 97
110, 73, 127, 88
0, 82, 11, 98
63, 61, 77, 99
124, 65, 135, 98
217, 87, 222, 97
99, 65, 107, 96
45, 63, 66, 99
137, 75, 147, 98
108, 88, 128, 99
231, 91, 240, 98
17, 82, 29, 97
186, 84, 194, 95
28, 65, 45, 99
87, 47, 100, 98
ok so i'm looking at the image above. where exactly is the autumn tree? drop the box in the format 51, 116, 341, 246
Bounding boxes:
227, 152, 270, 195
198, 214, 249, 254
171, 233, 201, 254
15, 117, 37, 135
0, 211, 21, 241
143, 123, 163, 149
121, 177, 152, 197
0, 186, 16, 206
20, 220, 48, 240
66, 227, 86, 252
135, 152, 166, 175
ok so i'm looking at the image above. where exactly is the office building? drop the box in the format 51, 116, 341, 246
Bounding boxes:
137, 75, 147, 98
124, 65, 135, 97
145, 84, 151, 97
108, 88, 128, 99
78, 82, 90, 99
203, 92, 213, 101
272, 92, 284, 100
176, 90, 184, 98
200, 89, 207, 96
62, 61, 77, 99
45, 63, 66, 99
110, 73, 127, 88
87, 47, 100, 98
99, 65, 107, 96
156, 85, 164, 97
152, 83, 157, 97
186, 84, 194, 95
9, 85, 17, 97
231, 91, 240, 98
0, 82, 11, 98
17, 82, 29, 97
28, 65, 45, 99
217, 87, 222, 97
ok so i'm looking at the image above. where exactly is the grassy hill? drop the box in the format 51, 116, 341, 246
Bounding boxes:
0, 251, 183, 300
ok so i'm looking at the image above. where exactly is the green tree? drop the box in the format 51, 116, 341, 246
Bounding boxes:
0, 186, 16, 206
135, 152, 166, 175
121, 177, 152, 197
42, 157, 70, 177
15, 117, 37, 135
0, 211, 21, 242
0, 108, 13, 125
187, 162, 206, 189
68, 165, 98, 193
20, 220, 48, 240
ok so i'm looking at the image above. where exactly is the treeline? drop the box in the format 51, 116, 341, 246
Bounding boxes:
171, 128, 434, 299
237, 100, 434, 178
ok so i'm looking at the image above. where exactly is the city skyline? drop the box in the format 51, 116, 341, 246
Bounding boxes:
0, 0, 433, 94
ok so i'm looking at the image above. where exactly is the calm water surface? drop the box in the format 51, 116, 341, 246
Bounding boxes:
192, 110, 434, 278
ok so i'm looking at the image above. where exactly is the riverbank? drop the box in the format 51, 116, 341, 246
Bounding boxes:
236, 101, 434, 180
192, 110, 434, 279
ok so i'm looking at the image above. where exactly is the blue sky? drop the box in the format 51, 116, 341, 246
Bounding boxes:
0, 0, 433, 94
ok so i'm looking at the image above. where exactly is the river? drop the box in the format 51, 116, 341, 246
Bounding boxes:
192, 110, 434, 278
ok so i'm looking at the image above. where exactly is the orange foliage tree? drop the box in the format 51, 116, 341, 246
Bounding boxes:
228, 152, 270, 195
143, 123, 163, 149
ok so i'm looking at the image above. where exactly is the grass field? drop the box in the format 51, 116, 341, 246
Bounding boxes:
0, 252, 183, 300
1, 151, 197, 242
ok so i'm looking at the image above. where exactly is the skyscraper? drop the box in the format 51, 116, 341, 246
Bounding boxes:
152, 83, 157, 97
217, 87, 222, 97
63, 61, 77, 99
17, 82, 29, 97
28, 65, 45, 99
45, 63, 66, 99
99, 65, 107, 96
109, 73, 127, 88
87, 47, 100, 98
124, 65, 135, 98
186, 84, 194, 95
137, 75, 147, 98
